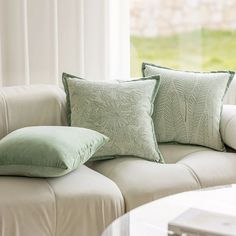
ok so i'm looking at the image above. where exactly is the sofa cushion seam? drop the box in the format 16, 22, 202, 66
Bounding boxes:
45, 180, 58, 236
92, 163, 127, 213
179, 162, 202, 188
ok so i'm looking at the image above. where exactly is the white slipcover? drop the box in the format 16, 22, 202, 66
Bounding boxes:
1, 85, 236, 235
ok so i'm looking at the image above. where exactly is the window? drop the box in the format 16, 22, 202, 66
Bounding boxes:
130, 0, 236, 77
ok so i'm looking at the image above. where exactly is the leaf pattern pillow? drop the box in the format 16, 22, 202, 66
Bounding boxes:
142, 63, 234, 151
63, 73, 164, 162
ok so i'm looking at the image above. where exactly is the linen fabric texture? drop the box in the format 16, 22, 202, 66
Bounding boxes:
142, 63, 234, 151
63, 73, 163, 162
0, 126, 108, 177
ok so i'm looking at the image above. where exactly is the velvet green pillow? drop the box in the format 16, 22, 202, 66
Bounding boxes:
63, 73, 164, 163
142, 63, 235, 151
0, 126, 108, 177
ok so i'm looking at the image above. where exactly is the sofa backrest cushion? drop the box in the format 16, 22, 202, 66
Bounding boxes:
0, 85, 67, 140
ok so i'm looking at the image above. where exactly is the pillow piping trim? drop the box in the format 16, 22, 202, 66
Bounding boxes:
142, 62, 235, 77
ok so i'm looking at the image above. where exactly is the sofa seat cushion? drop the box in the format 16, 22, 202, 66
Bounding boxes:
159, 143, 210, 163
179, 151, 236, 188
0, 176, 56, 236
88, 157, 200, 211
0, 165, 124, 236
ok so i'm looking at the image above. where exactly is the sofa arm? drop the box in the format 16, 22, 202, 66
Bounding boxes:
221, 105, 236, 150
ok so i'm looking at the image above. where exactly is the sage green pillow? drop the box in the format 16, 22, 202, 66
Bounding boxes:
63, 73, 164, 163
142, 63, 235, 151
0, 126, 108, 177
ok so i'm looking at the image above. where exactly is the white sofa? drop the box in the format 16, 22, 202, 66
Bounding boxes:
1, 85, 236, 236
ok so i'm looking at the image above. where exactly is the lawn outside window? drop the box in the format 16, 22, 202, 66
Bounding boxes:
130, 0, 236, 76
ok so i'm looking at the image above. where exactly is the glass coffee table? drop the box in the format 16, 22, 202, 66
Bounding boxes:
102, 185, 236, 236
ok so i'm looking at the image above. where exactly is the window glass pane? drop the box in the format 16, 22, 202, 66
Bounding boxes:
130, 0, 236, 77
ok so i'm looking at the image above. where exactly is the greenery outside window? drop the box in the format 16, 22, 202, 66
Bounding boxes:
130, 0, 236, 77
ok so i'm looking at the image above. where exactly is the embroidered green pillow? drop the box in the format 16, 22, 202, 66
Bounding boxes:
0, 126, 108, 177
142, 63, 234, 151
63, 73, 163, 162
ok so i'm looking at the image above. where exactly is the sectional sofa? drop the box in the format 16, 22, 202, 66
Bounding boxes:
0, 85, 236, 236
